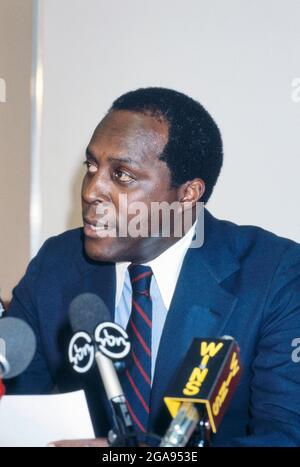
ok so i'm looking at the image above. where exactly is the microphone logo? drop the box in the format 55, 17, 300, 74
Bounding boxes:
94, 322, 131, 360
0, 300, 5, 318
0, 338, 10, 376
68, 331, 95, 373
183, 341, 224, 396
0, 338, 5, 356
212, 351, 240, 417
164, 337, 242, 434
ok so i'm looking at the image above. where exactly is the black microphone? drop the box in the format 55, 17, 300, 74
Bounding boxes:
160, 336, 242, 447
0, 317, 36, 379
68, 293, 139, 447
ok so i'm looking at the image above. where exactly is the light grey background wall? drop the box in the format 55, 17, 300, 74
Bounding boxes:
0, 0, 33, 300
40, 0, 300, 248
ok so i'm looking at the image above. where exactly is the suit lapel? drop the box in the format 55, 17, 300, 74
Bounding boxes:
56, 240, 116, 373
57, 240, 117, 435
149, 210, 240, 433
52, 236, 117, 375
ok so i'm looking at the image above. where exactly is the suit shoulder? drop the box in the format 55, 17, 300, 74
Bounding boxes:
39, 228, 83, 256
34, 228, 84, 273
212, 214, 300, 262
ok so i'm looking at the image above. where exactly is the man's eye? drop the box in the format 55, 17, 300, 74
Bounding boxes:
113, 170, 133, 183
83, 160, 97, 173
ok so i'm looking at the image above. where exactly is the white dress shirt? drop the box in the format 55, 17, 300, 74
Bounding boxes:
115, 223, 196, 381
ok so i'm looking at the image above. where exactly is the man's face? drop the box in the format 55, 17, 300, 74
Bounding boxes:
82, 110, 181, 263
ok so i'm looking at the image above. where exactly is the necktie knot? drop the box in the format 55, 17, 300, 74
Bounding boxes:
128, 264, 153, 297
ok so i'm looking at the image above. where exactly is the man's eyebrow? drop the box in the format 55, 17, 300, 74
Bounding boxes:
108, 156, 142, 168
85, 149, 142, 168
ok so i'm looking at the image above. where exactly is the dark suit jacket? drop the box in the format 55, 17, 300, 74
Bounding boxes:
6, 210, 300, 446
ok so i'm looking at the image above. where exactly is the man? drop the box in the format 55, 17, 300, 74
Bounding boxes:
6, 88, 300, 446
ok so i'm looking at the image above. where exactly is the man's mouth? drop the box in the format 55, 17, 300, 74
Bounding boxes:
83, 218, 116, 238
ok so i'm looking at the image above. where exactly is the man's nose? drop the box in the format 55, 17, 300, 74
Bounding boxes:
82, 170, 111, 204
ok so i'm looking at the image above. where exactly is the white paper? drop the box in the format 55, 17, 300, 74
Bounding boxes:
0, 390, 95, 447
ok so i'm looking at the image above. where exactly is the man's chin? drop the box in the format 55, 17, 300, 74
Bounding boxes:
83, 235, 125, 263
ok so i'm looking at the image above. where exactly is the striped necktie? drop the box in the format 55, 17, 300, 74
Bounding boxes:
122, 264, 153, 434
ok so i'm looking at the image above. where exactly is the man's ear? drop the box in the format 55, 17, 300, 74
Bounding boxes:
178, 179, 206, 207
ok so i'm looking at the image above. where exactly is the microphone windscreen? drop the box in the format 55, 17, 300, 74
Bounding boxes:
0, 317, 36, 379
69, 293, 111, 335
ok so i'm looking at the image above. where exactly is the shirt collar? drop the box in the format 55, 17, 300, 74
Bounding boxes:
115, 222, 196, 309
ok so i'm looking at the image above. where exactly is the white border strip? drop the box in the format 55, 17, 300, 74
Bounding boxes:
30, 0, 44, 257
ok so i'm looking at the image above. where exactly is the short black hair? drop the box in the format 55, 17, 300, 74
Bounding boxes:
110, 87, 223, 204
